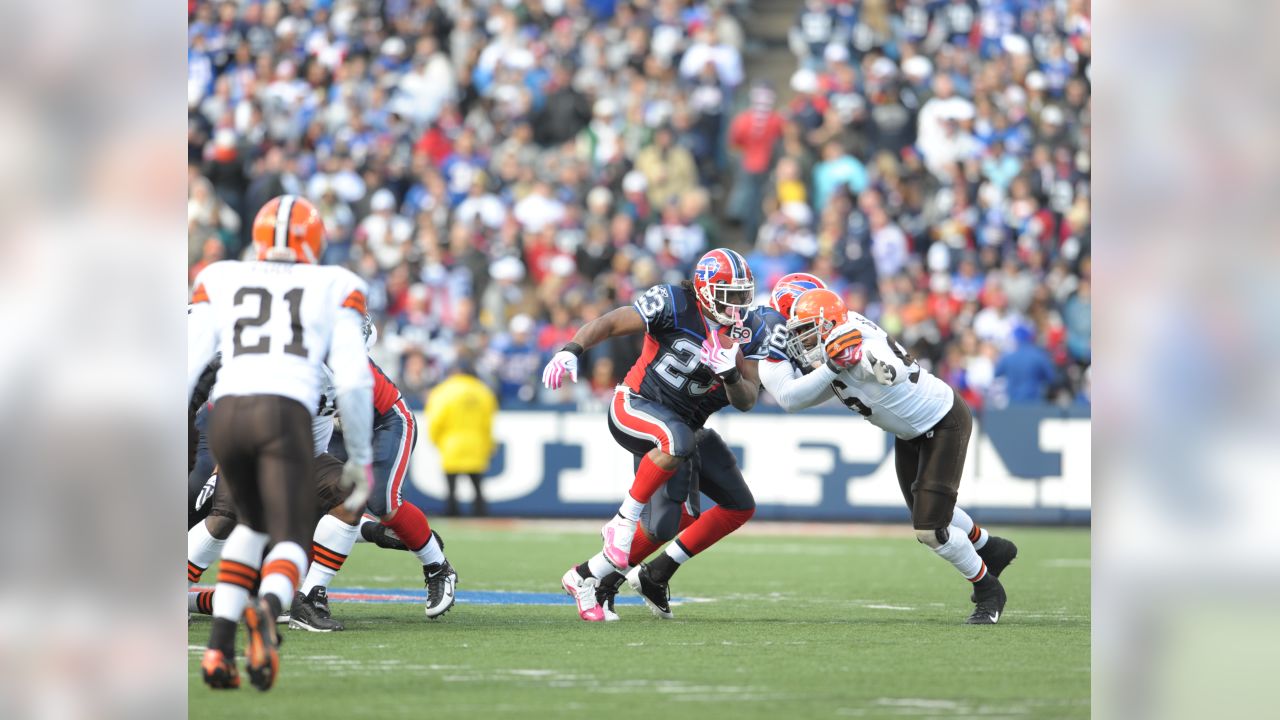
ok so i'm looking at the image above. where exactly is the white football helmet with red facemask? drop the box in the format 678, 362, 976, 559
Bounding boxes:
692, 248, 755, 326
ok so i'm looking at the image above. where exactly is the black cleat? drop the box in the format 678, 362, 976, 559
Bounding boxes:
972, 536, 1019, 601
423, 559, 457, 619
288, 587, 344, 632
966, 576, 1008, 625
361, 521, 409, 551
625, 564, 673, 620
979, 536, 1018, 577
596, 572, 625, 621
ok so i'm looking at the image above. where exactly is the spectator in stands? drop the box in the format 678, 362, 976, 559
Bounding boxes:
187, 0, 1090, 412
996, 325, 1059, 404
728, 83, 784, 243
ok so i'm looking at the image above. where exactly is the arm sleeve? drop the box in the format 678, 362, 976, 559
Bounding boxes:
328, 296, 375, 466
759, 357, 838, 411
187, 295, 218, 401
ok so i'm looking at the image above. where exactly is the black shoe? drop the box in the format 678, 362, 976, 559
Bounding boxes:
979, 536, 1018, 577
361, 521, 409, 551
966, 576, 1007, 625
596, 572, 625, 621
288, 587, 344, 632
971, 536, 1019, 601
423, 559, 457, 619
625, 564, 673, 619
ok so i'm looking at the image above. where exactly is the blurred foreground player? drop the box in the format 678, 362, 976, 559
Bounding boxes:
188, 195, 375, 690
759, 288, 1017, 624
543, 248, 767, 621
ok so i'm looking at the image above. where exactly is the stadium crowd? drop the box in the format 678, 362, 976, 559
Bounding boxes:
188, 0, 1091, 413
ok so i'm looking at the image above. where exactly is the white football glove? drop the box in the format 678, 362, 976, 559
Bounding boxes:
541, 350, 579, 389
699, 329, 741, 376
340, 460, 374, 513
862, 350, 898, 386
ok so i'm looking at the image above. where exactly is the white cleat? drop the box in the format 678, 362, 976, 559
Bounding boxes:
561, 568, 606, 622
601, 514, 637, 569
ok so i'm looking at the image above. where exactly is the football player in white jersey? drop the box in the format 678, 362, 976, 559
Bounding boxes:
187, 195, 376, 690
758, 287, 1017, 625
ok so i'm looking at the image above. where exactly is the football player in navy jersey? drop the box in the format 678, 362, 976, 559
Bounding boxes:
543, 248, 773, 621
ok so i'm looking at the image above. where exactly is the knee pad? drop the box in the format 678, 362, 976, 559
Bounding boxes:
915, 527, 948, 549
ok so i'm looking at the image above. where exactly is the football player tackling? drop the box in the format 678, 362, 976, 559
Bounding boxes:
760, 283, 1017, 625
543, 248, 768, 621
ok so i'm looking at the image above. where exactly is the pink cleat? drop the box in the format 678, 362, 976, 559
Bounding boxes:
601, 514, 637, 570
561, 568, 606, 622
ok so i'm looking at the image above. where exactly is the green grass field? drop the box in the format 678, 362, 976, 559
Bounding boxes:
188, 522, 1089, 719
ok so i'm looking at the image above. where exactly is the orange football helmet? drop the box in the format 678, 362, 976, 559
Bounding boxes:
252, 195, 326, 263
786, 288, 849, 363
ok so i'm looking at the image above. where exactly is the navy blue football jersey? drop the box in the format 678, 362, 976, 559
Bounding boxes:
624, 284, 773, 428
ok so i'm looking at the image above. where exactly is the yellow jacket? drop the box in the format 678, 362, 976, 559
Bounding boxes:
425, 373, 498, 474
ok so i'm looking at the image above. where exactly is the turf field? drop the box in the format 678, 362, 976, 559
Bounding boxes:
188, 521, 1090, 719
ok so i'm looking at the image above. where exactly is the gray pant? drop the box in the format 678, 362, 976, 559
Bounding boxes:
637, 428, 755, 542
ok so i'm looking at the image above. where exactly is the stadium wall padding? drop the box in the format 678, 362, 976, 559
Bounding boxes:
404, 405, 1091, 525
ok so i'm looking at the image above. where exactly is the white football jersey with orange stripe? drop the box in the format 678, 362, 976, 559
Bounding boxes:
188, 259, 369, 415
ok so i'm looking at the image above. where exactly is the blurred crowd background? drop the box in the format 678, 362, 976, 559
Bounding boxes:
187, 0, 1091, 413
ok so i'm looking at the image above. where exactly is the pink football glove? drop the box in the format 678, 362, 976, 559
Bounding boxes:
541, 350, 579, 389
699, 327, 741, 376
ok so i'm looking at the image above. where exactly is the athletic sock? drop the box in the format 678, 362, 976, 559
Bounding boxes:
383, 502, 432, 552
302, 515, 359, 594
646, 546, 686, 584
209, 617, 238, 655
664, 541, 692, 564
627, 456, 677, 505
210, 525, 267, 645
188, 588, 215, 615
951, 507, 989, 550
259, 541, 308, 613
671, 505, 755, 556
586, 552, 617, 579
187, 521, 226, 586
930, 525, 987, 582
972, 572, 999, 595
618, 494, 645, 522
413, 533, 446, 567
